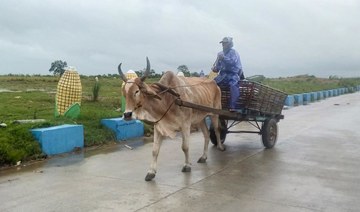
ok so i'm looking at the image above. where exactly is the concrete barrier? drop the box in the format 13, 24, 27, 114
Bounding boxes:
322, 91, 328, 99
31, 124, 84, 155
294, 94, 303, 106
338, 88, 344, 95
303, 93, 311, 105
284, 85, 360, 110
101, 118, 144, 141
317, 91, 323, 100
328, 90, 333, 97
310, 92, 317, 101
333, 89, 338, 96
285, 95, 294, 106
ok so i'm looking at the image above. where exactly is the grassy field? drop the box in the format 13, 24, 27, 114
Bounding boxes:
0, 75, 123, 166
260, 75, 360, 94
0, 74, 359, 166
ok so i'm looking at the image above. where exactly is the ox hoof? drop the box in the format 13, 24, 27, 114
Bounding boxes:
197, 157, 207, 163
218, 145, 226, 151
181, 166, 191, 172
145, 173, 156, 181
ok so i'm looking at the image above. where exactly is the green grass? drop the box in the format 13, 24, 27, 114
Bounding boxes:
257, 75, 360, 94
0, 123, 43, 166
0, 75, 125, 166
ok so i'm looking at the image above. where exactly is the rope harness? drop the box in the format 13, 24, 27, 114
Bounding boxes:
123, 78, 211, 125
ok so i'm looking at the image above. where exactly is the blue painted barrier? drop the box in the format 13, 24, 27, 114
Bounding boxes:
101, 118, 144, 141
328, 90, 333, 97
285, 95, 294, 106
310, 92, 317, 101
294, 94, 303, 106
323, 91, 328, 98
303, 93, 311, 105
333, 89, 338, 96
31, 124, 84, 155
284, 85, 360, 110
317, 91, 323, 100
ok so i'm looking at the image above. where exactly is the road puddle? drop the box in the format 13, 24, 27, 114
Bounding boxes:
0, 137, 148, 177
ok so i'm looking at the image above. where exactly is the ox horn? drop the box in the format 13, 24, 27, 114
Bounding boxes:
140, 57, 150, 82
118, 63, 127, 82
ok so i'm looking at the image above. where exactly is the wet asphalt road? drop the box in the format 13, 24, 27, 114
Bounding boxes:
0, 92, 359, 212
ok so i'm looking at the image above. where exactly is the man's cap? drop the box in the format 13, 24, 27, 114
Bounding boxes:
220, 37, 233, 43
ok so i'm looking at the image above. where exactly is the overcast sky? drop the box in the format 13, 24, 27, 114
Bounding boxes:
0, 0, 359, 78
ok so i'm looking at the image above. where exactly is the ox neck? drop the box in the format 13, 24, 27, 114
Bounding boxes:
140, 90, 178, 125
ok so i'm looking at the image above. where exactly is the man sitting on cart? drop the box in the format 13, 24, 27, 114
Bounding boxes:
212, 36, 243, 112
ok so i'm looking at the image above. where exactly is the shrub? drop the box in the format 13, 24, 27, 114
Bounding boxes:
0, 124, 42, 166
92, 77, 100, 101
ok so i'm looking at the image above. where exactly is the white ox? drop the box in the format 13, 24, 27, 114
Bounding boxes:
119, 58, 224, 181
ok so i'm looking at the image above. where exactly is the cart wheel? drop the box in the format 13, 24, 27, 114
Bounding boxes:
209, 119, 227, 146
261, 118, 278, 149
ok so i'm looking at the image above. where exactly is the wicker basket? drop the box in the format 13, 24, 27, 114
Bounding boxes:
220, 81, 287, 115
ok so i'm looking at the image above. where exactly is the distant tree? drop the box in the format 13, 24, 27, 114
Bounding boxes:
49, 60, 67, 76
135, 70, 143, 77
329, 75, 340, 80
136, 69, 159, 78
191, 71, 200, 77
149, 69, 156, 77
177, 65, 190, 77
247, 75, 265, 82
107, 74, 118, 78
154, 72, 162, 78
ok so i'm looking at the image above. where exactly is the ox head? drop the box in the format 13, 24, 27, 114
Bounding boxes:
118, 57, 161, 120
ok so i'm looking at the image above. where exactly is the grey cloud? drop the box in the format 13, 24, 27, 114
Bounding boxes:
0, 0, 359, 77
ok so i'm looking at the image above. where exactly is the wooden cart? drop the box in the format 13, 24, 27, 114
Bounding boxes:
174, 80, 287, 148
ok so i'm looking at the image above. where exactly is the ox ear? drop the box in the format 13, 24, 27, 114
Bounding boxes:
141, 87, 162, 100
152, 93, 162, 100
138, 81, 162, 100
118, 63, 127, 82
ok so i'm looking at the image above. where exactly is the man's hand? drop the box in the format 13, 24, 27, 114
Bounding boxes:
211, 66, 219, 73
